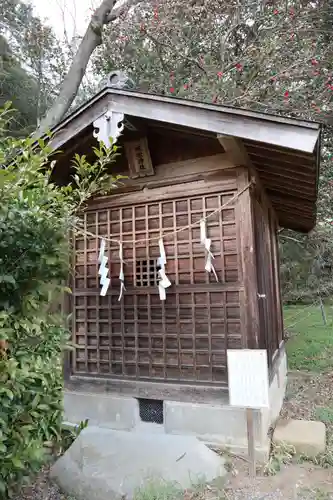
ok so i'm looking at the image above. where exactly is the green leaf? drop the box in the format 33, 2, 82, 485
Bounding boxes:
0, 479, 6, 493
0, 388, 14, 399
37, 404, 50, 411
11, 457, 24, 469
0, 275, 15, 285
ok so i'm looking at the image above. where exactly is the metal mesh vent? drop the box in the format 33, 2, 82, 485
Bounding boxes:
136, 259, 159, 287
138, 398, 164, 424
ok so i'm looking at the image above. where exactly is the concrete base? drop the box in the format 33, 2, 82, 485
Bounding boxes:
64, 348, 287, 462
273, 419, 326, 457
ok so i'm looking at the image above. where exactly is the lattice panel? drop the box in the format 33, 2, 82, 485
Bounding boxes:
72, 190, 241, 383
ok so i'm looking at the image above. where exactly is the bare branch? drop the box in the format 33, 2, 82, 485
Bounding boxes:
36, 0, 129, 136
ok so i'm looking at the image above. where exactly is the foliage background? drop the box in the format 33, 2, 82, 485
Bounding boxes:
0, 105, 119, 498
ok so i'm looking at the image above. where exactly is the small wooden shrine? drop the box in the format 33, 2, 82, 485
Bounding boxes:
51, 78, 321, 452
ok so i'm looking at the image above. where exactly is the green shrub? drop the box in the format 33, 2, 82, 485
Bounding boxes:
0, 104, 120, 498
0, 355, 63, 496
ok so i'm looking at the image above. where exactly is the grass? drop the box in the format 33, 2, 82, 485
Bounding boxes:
284, 303, 333, 372
134, 478, 183, 500
314, 406, 333, 424
297, 487, 332, 500
282, 303, 333, 469
133, 477, 228, 500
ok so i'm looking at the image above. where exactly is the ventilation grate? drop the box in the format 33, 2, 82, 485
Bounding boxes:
135, 259, 160, 287
138, 398, 164, 424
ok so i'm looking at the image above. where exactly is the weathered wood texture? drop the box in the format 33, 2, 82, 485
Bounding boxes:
243, 139, 318, 231
219, 136, 284, 367
52, 106, 320, 233
252, 192, 283, 368
66, 374, 229, 403
71, 141, 245, 386
236, 167, 259, 350
49, 87, 320, 153
67, 126, 285, 392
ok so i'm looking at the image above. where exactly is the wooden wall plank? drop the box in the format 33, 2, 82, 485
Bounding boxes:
66, 375, 229, 404
86, 174, 237, 211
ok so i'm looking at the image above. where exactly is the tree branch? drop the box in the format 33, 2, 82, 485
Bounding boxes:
105, 0, 142, 23
36, 0, 141, 137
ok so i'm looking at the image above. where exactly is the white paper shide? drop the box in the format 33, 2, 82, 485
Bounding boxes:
98, 238, 110, 296
157, 238, 171, 300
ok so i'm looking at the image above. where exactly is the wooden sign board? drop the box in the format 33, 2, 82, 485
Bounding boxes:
227, 349, 269, 409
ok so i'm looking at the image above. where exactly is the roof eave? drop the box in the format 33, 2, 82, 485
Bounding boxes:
49, 88, 321, 155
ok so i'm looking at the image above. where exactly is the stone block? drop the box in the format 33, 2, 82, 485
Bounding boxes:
164, 401, 266, 446
51, 427, 226, 500
273, 419, 326, 457
64, 391, 139, 430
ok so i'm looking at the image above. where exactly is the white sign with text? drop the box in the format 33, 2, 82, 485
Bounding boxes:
227, 349, 269, 409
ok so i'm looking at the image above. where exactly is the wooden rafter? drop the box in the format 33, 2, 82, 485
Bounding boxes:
217, 134, 317, 231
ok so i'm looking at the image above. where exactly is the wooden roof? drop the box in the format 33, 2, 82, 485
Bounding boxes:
50, 87, 321, 233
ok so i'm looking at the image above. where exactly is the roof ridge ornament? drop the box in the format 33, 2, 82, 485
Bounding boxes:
103, 70, 136, 90
93, 108, 124, 147
93, 70, 135, 146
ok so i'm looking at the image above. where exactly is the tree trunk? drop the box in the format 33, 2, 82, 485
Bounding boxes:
36, 0, 116, 136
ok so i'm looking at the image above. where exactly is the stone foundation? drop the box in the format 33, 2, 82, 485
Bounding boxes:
64, 347, 287, 462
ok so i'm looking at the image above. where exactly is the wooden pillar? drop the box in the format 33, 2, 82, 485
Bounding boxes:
236, 167, 260, 349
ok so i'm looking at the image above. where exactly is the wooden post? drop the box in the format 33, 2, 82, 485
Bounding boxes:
236, 167, 260, 349
319, 297, 327, 325
246, 408, 256, 477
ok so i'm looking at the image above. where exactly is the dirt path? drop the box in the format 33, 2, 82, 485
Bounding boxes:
222, 461, 333, 499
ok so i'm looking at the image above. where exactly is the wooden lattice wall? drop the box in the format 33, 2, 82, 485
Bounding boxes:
72, 185, 242, 385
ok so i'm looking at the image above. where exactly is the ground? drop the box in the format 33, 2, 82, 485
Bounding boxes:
15, 304, 333, 500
